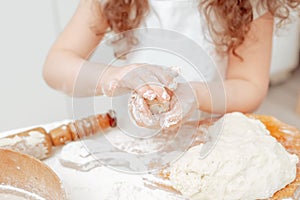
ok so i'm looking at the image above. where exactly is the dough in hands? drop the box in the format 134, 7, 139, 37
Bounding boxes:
145, 98, 170, 115
128, 88, 174, 128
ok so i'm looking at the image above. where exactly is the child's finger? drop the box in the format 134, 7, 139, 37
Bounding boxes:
119, 75, 147, 91
137, 85, 171, 103
136, 74, 163, 99
159, 99, 182, 128
138, 86, 157, 100
102, 79, 131, 96
150, 86, 170, 102
129, 92, 160, 128
152, 66, 180, 90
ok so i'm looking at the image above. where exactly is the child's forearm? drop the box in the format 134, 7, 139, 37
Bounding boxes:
43, 49, 116, 97
43, 0, 110, 97
190, 79, 268, 114
43, 52, 177, 98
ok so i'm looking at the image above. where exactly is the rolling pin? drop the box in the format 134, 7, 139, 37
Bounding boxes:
0, 110, 117, 160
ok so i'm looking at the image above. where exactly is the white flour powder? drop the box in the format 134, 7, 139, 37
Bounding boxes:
45, 113, 298, 200
0, 185, 45, 200
0, 131, 48, 159
103, 181, 184, 200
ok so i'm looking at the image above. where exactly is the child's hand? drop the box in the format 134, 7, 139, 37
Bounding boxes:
101, 63, 178, 97
159, 83, 198, 128
128, 82, 198, 129
128, 87, 173, 129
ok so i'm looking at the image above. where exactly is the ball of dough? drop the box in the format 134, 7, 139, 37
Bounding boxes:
169, 112, 298, 200
128, 88, 173, 128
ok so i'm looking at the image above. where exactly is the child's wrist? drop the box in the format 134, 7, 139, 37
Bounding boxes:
97, 64, 135, 96
96, 65, 120, 95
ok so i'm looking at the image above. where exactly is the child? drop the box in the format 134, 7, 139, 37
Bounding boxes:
43, 0, 299, 127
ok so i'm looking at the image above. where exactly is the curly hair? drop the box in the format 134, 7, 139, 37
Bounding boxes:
99, 0, 299, 58
200, 0, 300, 57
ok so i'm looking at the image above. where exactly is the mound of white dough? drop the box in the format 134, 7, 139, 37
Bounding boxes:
169, 112, 299, 200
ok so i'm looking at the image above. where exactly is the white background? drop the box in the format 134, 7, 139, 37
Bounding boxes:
0, 0, 79, 132
0, 0, 299, 132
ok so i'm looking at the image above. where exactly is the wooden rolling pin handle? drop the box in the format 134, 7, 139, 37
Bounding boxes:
49, 125, 72, 147
49, 110, 117, 146
107, 109, 117, 128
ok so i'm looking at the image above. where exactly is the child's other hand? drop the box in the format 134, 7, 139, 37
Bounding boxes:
101, 63, 178, 97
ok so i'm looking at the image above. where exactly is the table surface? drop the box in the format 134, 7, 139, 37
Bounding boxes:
2, 118, 297, 200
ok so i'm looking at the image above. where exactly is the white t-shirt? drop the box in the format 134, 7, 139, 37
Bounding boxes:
99, 0, 267, 83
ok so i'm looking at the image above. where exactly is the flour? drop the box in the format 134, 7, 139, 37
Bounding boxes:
103, 181, 183, 200
58, 129, 184, 171
0, 185, 45, 200
47, 150, 186, 200
129, 90, 173, 128
142, 90, 157, 101
128, 74, 177, 128
56, 112, 299, 199
129, 92, 158, 127
59, 141, 100, 171
0, 131, 49, 159
169, 112, 299, 200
